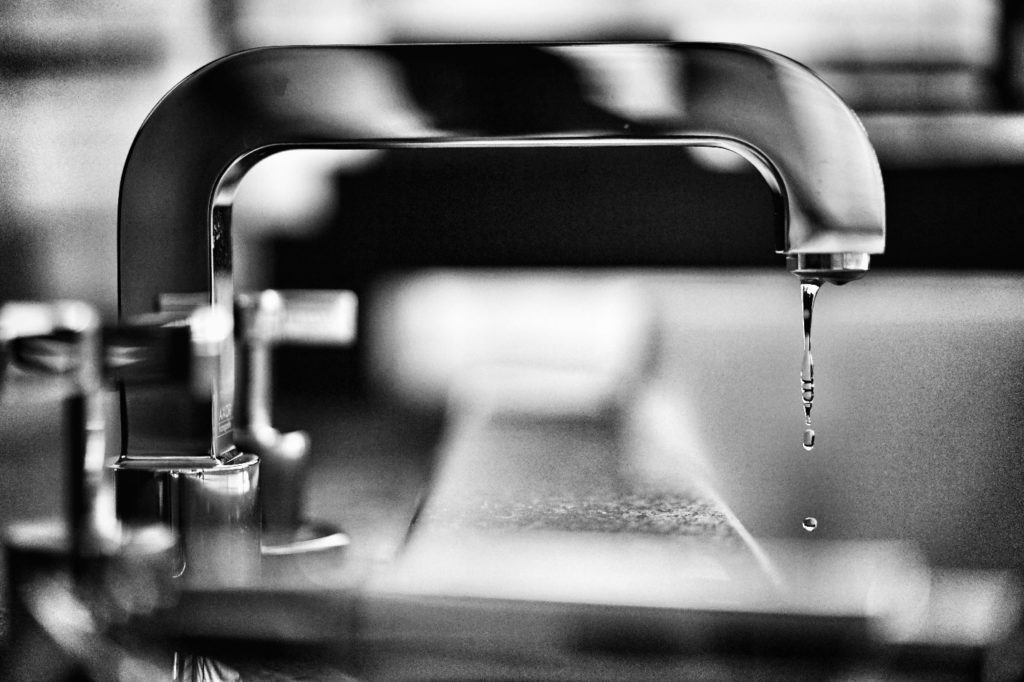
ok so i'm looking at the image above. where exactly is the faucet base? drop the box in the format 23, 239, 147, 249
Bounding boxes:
111, 454, 261, 587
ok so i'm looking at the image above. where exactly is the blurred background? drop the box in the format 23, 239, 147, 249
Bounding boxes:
4, 0, 1024, 575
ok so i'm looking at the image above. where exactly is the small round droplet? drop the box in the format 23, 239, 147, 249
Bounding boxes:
802, 516, 818, 531
802, 428, 815, 450
802, 390, 814, 402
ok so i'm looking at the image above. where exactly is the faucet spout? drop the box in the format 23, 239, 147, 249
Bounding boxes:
118, 42, 885, 458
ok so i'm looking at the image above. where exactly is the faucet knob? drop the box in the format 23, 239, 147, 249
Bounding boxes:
234, 290, 355, 563
1, 304, 226, 397
237, 289, 357, 347
0, 302, 111, 557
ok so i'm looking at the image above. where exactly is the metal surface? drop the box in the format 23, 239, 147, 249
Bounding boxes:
111, 453, 261, 588
0, 303, 261, 587
106, 308, 260, 587
0, 304, 182, 680
235, 289, 357, 440
0, 302, 111, 560
118, 42, 886, 463
234, 290, 355, 562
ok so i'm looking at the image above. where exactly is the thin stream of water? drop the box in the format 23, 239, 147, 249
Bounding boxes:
800, 281, 820, 452
800, 280, 822, 531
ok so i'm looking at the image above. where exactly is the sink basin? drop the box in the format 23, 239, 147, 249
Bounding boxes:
367, 269, 1024, 570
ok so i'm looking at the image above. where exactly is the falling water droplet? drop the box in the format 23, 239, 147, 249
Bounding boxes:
802, 517, 818, 531
802, 428, 815, 450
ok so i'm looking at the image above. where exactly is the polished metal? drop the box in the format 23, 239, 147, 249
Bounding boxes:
235, 289, 357, 441
0, 303, 261, 586
118, 42, 886, 464
0, 302, 111, 558
151, 289, 354, 566
111, 453, 261, 588
787, 253, 873, 284
105, 307, 261, 587
235, 290, 354, 559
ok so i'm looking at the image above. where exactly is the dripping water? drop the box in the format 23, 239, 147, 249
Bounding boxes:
800, 281, 822, 531
800, 280, 820, 451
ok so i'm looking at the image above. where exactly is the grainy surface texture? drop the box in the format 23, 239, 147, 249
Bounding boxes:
424, 493, 737, 538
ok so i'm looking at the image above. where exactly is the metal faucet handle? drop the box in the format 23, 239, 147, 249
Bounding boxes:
234, 288, 357, 440
234, 289, 356, 564
236, 289, 357, 347
1, 305, 230, 398
0, 300, 101, 382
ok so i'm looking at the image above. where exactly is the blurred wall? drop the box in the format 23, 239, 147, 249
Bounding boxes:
0, 0, 222, 314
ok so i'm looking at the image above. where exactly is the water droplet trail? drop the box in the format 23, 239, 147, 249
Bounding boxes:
800, 280, 820, 449
799, 281, 822, 530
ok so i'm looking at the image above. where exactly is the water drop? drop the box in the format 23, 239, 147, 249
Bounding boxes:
802, 517, 818, 531
802, 428, 815, 450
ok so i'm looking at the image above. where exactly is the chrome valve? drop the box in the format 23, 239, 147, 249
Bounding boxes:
235, 290, 355, 559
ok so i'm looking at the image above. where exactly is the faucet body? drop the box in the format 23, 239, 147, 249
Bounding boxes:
117, 41, 884, 525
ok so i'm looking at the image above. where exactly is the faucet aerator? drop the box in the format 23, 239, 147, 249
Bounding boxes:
787, 253, 871, 285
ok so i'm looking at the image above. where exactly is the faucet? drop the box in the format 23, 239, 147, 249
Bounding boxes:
117, 42, 885, 577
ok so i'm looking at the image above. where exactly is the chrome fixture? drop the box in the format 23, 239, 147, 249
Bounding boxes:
234, 289, 355, 558
0, 301, 257, 588
118, 42, 885, 474
0, 302, 179, 681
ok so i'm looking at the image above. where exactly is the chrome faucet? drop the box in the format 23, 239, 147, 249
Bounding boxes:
117, 42, 885, 572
